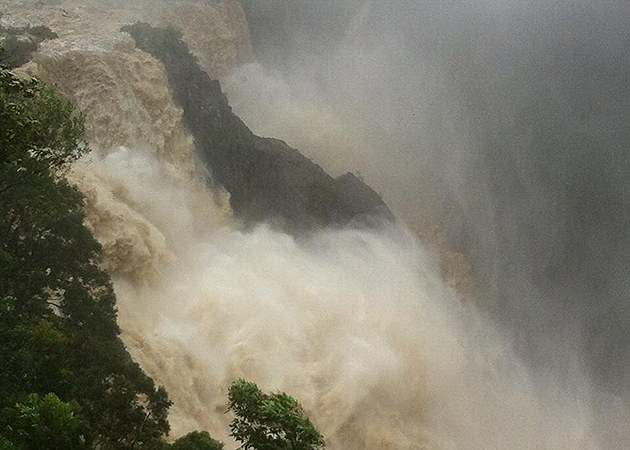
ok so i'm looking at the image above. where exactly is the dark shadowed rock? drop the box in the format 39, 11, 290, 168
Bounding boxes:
122, 22, 392, 232
0, 25, 57, 69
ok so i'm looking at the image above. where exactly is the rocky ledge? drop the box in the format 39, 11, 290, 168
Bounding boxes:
123, 22, 393, 232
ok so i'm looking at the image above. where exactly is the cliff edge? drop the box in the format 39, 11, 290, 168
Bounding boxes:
123, 22, 393, 231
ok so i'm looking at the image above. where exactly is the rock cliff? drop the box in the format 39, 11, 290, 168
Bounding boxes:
123, 22, 392, 231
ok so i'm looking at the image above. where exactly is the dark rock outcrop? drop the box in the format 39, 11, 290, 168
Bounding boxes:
122, 23, 392, 231
0, 25, 57, 69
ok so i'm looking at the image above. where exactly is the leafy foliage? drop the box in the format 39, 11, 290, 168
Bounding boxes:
228, 379, 325, 450
169, 431, 224, 450
0, 435, 16, 450
0, 393, 86, 449
0, 68, 171, 448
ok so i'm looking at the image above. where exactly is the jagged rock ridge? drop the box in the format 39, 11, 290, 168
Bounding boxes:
123, 22, 392, 231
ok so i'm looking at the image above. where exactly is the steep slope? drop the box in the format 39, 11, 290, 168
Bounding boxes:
123, 23, 392, 231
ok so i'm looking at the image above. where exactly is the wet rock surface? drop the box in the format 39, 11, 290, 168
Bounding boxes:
124, 22, 393, 232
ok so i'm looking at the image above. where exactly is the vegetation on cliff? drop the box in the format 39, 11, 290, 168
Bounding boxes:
0, 68, 170, 448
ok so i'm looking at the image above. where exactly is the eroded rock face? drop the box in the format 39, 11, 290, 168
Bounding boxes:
124, 22, 393, 232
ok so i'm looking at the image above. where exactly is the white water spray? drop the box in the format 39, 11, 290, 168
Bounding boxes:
70, 147, 613, 449
7, 1, 626, 446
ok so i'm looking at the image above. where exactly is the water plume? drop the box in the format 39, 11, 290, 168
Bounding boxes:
6, 1, 628, 447
75, 147, 621, 449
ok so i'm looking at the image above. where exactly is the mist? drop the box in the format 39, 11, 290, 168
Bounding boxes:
78, 147, 626, 449
230, 0, 630, 394
6, 0, 629, 447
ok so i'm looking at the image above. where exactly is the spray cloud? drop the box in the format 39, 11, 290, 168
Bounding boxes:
82, 147, 621, 449
8, 0, 630, 447
230, 0, 630, 394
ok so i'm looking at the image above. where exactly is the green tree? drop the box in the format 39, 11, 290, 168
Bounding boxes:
0, 435, 16, 450
228, 380, 325, 450
0, 68, 171, 448
0, 393, 86, 449
169, 431, 224, 450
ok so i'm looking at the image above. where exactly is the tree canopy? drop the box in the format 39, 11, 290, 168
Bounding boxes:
0, 68, 171, 449
168, 431, 224, 450
0, 393, 86, 449
228, 379, 325, 450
